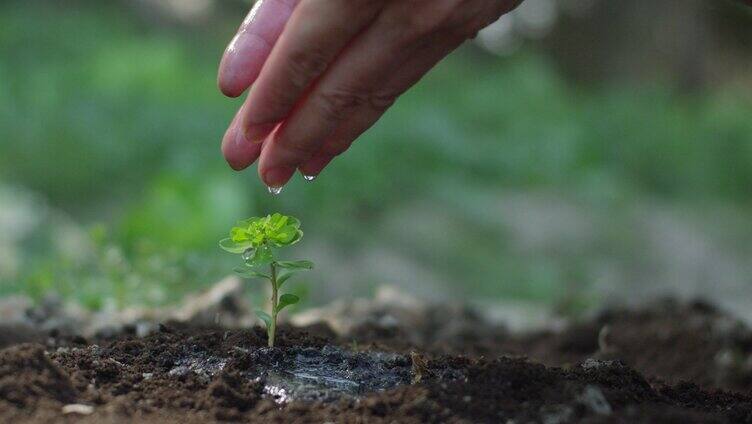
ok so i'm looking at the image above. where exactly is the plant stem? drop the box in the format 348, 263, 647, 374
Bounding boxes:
268, 262, 278, 347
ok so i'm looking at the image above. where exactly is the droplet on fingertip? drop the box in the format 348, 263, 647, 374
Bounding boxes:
302, 174, 317, 182
267, 186, 283, 195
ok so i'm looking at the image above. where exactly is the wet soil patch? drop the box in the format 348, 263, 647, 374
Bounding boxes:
2, 302, 752, 423
348, 299, 752, 393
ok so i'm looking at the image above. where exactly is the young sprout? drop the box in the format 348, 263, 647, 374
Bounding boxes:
220, 213, 313, 347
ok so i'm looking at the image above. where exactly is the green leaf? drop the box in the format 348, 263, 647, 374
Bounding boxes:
233, 267, 271, 280
230, 227, 250, 242
246, 245, 274, 267
255, 310, 272, 329
276, 260, 313, 270
276, 294, 300, 312
276, 270, 298, 287
269, 213, 288, 230
270, 225, 297, 244
286, 216, 301, 229
236, 217, 261, 228
219, 238, 252, 254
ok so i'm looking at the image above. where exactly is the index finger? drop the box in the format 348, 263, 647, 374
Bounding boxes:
218, 0, 299, 98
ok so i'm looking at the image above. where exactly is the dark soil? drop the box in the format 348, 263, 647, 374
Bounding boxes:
2, 301, 752, 423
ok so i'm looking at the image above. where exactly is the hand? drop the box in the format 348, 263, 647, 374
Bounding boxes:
218, 0, 522, 188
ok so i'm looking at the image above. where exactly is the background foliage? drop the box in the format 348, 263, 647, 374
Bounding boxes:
1, 0, 751, 317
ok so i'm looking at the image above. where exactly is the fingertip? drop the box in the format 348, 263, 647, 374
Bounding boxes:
221, 123, 261, 171
226, 159, 249, 171
217, 61, 248, 98
217, 33, 269, 98
219, 81, 244, 98
260, 165, 296, 189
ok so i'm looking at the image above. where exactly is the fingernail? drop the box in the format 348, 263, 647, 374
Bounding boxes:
244, 122, 276, 144
222, 127, 246, 170
299, 155, 334, 178
263, 166, 295, 190
233, 126, 246, 147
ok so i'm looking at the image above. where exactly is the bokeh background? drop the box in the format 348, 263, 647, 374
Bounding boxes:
2, 0, 751, 321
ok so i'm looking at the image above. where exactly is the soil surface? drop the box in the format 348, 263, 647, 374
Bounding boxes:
2, 300, 752, 423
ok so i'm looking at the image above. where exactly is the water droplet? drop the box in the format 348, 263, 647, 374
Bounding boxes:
242, 249, 254, 261
267, 186, 283, 195
302, 174, 317, 182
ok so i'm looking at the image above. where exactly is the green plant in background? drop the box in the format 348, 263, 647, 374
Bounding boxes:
220, 213, 313, 347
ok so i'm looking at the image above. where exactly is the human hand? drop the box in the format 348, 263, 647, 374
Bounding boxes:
218, 0, 522, 189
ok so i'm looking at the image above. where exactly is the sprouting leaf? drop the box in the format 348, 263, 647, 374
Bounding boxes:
255, 310, 272, 329
219, 238, 252, 254
276, 260, 313, 270
236, 217, 261, 228
276, 294, 300, 312
269, 213, 288, 230
230, 227, 250, 242
233, 267, 271, 280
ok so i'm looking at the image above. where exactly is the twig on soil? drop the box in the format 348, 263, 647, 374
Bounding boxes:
410, 351, 433, 384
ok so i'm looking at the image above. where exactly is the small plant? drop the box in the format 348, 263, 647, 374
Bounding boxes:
220, 213, 313, 347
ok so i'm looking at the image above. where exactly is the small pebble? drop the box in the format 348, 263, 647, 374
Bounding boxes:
62, 404, 94, 415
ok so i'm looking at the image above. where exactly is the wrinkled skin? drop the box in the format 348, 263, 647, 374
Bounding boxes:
218, 0, 523, 188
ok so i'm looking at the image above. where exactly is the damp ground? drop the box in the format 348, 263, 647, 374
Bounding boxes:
2, 301, 752, 423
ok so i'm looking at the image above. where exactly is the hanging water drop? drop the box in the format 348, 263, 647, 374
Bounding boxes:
302, 174, 316, 182
242, 248, 254, 261
268, 186, 283, 195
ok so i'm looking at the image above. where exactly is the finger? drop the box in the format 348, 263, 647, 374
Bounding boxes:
298, 0, 524, 178
239, 0, 384, 143
256, 5, 439, 187
218, 0, 300, 98
222, 104, 264, 170
299, 35, 465, 178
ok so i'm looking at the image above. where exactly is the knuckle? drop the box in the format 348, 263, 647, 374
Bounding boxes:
434, 0, 464, 26
368, 91, 398, 111
316, 88, 397, 123
257, 89, 298, 121
440, 1, 485, 38
473, 1, 519, 33
282, 137, 319, 158
382, 0, 475, 40
287, 47, 331, 90
413, 0, 503, 41
316, 89, 365, 121
451, 19, 484, 40
381, 5, 434, 38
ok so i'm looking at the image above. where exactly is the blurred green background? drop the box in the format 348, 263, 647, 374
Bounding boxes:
1, 0, 751, 318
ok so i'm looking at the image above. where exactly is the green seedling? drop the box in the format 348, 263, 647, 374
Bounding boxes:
220, 213, 313, 347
